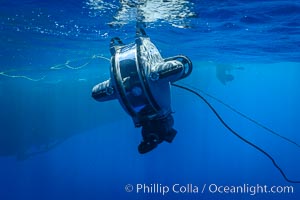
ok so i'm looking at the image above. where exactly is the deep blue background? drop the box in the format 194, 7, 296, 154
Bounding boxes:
0, 0, 300, 199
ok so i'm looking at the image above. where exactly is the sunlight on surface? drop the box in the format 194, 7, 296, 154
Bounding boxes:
86, 0, 196, 28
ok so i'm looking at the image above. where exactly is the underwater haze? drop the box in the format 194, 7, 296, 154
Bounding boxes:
1, 0, 300, 199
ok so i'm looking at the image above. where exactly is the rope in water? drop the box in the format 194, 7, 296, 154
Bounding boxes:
172, 83, 300, 184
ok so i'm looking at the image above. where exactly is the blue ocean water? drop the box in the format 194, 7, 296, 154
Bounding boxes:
1, 0, 300, 199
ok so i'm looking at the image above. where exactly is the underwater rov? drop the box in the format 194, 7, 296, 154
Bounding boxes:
91, 29, 300, 184
92, 29, 192, 154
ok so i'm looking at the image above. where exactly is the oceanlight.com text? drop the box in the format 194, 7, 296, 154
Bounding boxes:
207, 183, 294, 196
124, 183, 294, 196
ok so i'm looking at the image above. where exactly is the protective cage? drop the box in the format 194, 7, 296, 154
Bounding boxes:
92, 35, 192, 127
